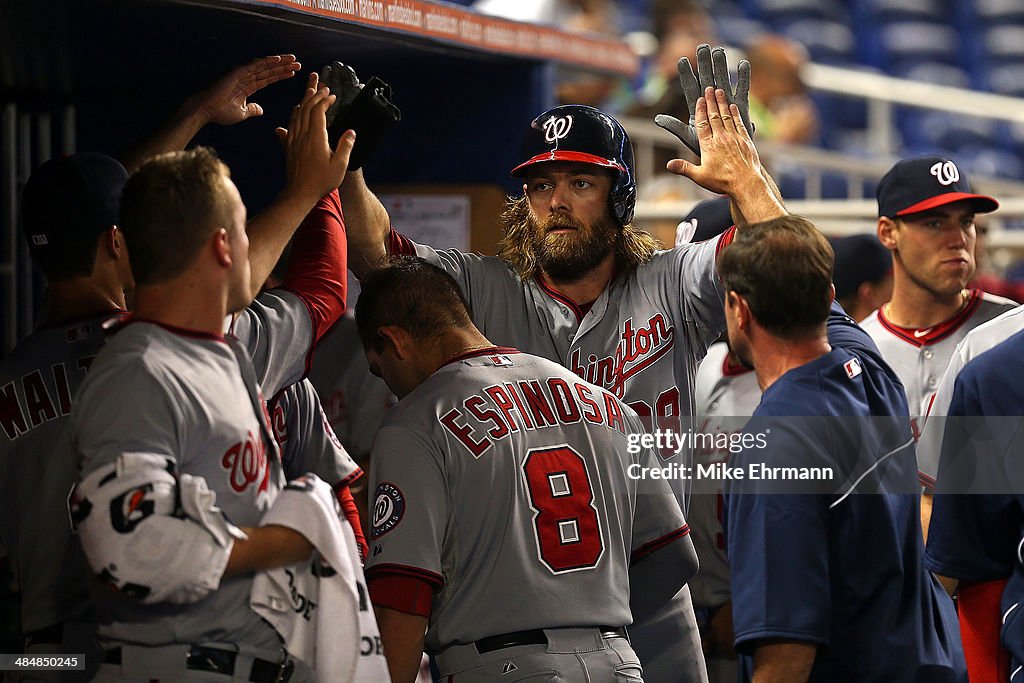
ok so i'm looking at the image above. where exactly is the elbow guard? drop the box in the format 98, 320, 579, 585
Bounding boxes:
71, 453, 246, 604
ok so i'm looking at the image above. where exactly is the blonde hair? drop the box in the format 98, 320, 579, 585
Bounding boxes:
496, 194, 659, 280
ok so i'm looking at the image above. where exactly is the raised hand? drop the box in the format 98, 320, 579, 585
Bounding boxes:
655, 45, 752, 157
668, 87, 784, 222
188, 54, 302, 126
275, 73, 356, 202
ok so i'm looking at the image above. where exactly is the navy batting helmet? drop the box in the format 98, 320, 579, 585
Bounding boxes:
510, 105, 637, 225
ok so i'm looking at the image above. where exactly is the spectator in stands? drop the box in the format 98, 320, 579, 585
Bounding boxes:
745, 35, 819, 145
830, 233, 893, 322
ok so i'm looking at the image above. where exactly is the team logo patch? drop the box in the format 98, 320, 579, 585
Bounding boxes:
543, 115, 573, 144
110, 484, 155, 533
844, 358, 863, 379
370, 482, 405, 539
930, 160, 960, 186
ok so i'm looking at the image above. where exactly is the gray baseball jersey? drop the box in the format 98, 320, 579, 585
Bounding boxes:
389, 230, 732, 479
307, 313, 395, 464
364, 348, 689, 653
689, 342, 761, 611
860, 289, 1016, 422
916, 304, 1024, 486
270, 377, 362, 486
72, 289, 312, 651
389, 229, 728, 682
0, 311, 125, 634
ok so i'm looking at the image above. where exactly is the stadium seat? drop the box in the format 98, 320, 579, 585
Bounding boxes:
983, 25, 1024, 60
752, 0, 847, 25
984, 61, 1024, 97
974, 0, 1024, 24
878, 22, 960, 67
863, 0, 949, 23
892, 61, 971, 89
956, 145, 1024, 180
778, 18, 855, 64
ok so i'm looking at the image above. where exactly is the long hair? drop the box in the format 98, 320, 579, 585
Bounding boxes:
496, 194, 659, 280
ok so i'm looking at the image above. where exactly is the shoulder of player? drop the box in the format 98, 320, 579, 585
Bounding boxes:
975, 291, 1020, 317
959, 327, 1024, 384
857, 309, 884, 334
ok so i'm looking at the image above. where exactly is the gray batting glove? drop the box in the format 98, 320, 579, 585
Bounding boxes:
655, 44, 753, 157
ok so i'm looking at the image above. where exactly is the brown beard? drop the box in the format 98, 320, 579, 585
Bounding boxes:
530, 211, 618, 282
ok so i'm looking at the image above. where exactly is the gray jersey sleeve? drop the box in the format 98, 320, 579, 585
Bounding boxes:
364, 424, 447, 586
231, 288, 314, 398
72, 366, 241, 603
650, 234, 731, 353
274, 379, 362, 486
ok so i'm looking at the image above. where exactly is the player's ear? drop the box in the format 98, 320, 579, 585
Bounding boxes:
100, 226, 124, 259
212, 228, 232, 268
877, 217, 898, 250
828, 282, 836, 305
377, 325, 411, 360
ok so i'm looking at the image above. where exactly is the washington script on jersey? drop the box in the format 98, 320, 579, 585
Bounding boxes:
437, 373, 628, 457
569, 314, 674, 397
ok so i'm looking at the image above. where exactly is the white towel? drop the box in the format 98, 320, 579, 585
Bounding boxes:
251, 474, 390, 682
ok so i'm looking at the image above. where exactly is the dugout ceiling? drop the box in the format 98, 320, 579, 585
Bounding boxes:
1, 0, 638, 205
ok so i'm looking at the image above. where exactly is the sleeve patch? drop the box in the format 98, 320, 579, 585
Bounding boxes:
370, 481, 406, 539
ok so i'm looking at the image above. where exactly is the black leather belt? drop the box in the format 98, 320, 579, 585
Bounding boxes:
474, 626, 628, 654
24, 623, 64, 647
103, 646, 293, 682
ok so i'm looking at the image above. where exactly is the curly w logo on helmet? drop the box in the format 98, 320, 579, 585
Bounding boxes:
542, 115, 573, 144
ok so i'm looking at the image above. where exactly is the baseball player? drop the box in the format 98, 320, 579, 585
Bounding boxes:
719, 215, 966, 683
341, 48, 785, 680
860, 156, 1016, 425
829, 233, 893, 324
689, 340, 760, 683
923, 327, 1024, 683
357, 257, 696, 683
909, 305, 1024, 681
70, 79, 357, 681
0, 55, 301, 681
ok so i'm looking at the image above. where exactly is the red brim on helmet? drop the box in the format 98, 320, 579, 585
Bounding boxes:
510, 150, 626, 177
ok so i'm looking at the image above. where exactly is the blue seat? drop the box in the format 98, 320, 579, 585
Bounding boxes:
713, 15, 771, 48
878, 21, 960, 67
975, 0, 1024, 24
984, 61, 1024, 97
983, 25, 1024, 61
898, 110, 998, 152
863, 0, 949, 23
779, 18, 856, 64
754, 0, 848, 24
891, 61, 971, 89
956, 145, 1024, 180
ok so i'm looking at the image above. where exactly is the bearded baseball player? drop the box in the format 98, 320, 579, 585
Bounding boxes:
720, 215, 966, 683
356, 257, 695, 682
70, 78, 359, 681
0, 55, 302, 681
341, 46, 785, 680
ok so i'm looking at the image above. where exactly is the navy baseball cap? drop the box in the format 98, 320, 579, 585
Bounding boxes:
876, 155, 998, 218
830, 234, 892, 301
21, 153, 129, 251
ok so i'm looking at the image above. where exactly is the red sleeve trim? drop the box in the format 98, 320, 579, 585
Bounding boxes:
959, 578, 1011, 683
336, 467, 365, 489
387, 228, 417, 256
335, 483, 368, 561
366, 563, 444, 586
631, 524, 690, 565
714, 226, 738, 259
282, 190, 347, 343
367, 571, 441, 619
